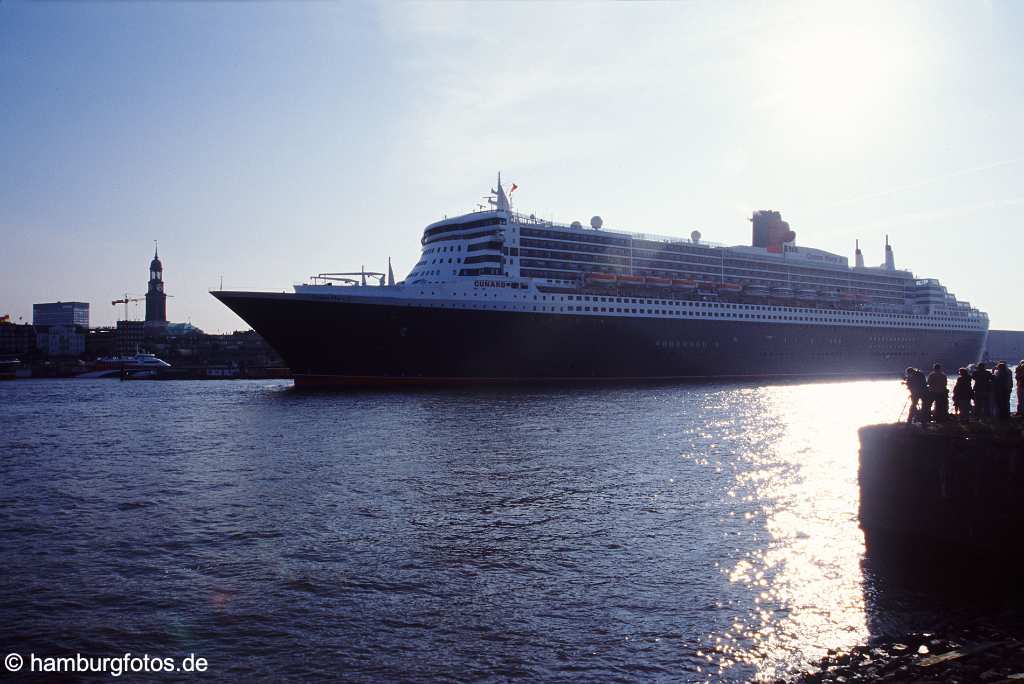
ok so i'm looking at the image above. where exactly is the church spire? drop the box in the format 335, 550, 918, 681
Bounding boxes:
146, 242, 167, 324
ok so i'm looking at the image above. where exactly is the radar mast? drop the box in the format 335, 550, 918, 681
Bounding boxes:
488, 173, 510, 212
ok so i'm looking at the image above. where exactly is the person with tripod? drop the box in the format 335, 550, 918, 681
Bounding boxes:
953, 367, 973, 421
926, 363, 948, 421
904, 367, 927, 423
994, 361, 1013, 420
973, 363, 994, 418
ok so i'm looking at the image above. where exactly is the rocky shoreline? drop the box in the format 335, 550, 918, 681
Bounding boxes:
838, 417, 1024, 682
786, 625, 1024, 683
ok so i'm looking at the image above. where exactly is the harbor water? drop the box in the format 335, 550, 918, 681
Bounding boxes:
0, 378, 1011, 681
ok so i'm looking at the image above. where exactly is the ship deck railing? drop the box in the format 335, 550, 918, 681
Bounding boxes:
509, 212, 728, 249
542, 281, 985, 316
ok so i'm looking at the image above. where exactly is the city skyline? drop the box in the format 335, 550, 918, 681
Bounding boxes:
2, 2, 1022, 332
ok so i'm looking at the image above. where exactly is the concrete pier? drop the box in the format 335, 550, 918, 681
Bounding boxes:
859, 421, 1024, 576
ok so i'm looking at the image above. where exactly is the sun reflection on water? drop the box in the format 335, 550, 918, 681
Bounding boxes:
698, 379, 907, 681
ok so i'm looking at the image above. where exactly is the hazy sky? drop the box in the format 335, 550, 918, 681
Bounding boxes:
2, 1, 1022, 332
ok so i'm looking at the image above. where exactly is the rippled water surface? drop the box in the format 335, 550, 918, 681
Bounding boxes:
1, 378, 925, 680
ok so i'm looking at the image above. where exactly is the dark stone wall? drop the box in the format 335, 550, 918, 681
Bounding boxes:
859, 423, 1024, 572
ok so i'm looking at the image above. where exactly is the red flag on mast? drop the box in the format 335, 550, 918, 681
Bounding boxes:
509, 183, 518, 195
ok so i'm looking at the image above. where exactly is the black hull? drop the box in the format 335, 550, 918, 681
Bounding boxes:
212, 292, 987, 387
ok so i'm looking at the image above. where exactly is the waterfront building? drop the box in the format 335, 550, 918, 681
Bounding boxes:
116, 320, 146, 355
145, 245, 168, 327
150, 329, 282, 370
166, 322, 203, 336
0, 321, 37, 358
35, 325, 85, 357
33, 301, 89, 327
85, 327, 117, 359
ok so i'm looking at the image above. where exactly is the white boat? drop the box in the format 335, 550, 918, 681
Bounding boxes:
95, 353, 171, 371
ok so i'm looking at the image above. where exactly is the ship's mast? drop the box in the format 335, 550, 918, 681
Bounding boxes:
490, 172, 510, 213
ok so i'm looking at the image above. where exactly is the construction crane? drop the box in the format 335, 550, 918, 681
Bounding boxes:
111, 293, 144, 321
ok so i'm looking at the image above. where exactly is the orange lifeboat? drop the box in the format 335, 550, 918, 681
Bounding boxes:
671, 278, 697, 290
645, 276, 672, 287
617, 274, 645, 285
587, 272, 617, 286
719, 282, 742, 293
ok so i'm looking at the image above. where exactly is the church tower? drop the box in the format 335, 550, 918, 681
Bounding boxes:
145, 243, 168, 324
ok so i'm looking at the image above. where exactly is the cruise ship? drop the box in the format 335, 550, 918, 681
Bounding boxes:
212, 176, 988, 387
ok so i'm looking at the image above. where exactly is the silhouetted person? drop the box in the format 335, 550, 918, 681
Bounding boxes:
994, 361, 1013, 420
926, 363, 948, 421
973, 362, 994, 418
953, 367, 973, 420
904, 367, 927, 423
1016, 360, 1024, 417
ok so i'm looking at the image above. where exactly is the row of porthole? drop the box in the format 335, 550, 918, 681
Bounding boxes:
543, 293, 970, 323
402, 288, 980, 326
397, 299, 980, 329
656, 340, 711, 349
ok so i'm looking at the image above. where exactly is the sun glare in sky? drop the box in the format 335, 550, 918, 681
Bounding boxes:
756, 11, 907, 137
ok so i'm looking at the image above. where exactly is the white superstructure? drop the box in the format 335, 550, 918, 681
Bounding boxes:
295, 176, 986, 335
